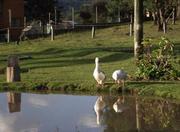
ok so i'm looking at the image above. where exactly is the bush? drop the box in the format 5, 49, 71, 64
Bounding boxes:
136, 37, 180, 80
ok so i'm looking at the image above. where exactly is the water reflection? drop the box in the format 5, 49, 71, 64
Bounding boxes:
0, 92, 179, 132
7, 92, 21, 113
113, 96, 129, 113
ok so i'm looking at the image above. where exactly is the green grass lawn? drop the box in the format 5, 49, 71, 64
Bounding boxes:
0, 21, 180, 99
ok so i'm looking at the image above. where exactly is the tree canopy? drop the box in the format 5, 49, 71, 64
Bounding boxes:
25, 0, 60, 23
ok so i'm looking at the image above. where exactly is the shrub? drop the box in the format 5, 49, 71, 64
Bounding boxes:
136, 37, 180, 80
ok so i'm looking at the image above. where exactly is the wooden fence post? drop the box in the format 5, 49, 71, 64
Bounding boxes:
7, 28, 10, 43
130, 14, 133, 37
6, 55, 21, 82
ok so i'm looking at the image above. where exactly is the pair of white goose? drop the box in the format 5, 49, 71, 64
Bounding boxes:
93, 57, 127, 86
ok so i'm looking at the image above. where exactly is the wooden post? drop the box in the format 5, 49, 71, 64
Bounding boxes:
7, 28, 10, 43
51, 25, 54, 41
92, 26, 96, 39
134, 0, 144, 60
130, 14, 133, 36
49, 12, 51, 24
130, 23, 133, 36
6, 55, 21, 82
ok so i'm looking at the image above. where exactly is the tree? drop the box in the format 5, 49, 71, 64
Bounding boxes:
177, 0, 180, 19
106, 0, 133, 22
79, 5, 92, 24
134, 0, 144, 60
25, 0, 60, 23
92, 0, 108, 23
144, 0, 178, 33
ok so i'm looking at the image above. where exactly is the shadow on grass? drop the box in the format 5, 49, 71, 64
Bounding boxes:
19, 47, 134, 69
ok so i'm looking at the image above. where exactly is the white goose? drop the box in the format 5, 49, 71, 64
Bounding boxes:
94, 96, 106, 125
112, 69, 127, 87
93, 57, 106, 85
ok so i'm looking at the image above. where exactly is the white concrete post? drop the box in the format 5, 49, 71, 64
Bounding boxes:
92, 26, 95, 39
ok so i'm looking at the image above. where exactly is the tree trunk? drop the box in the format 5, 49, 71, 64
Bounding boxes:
134, 0, 144, 60
152, 12, 157, 25
163, 21, 167, 34
156, 8, 165, 31
172, 8, 175, 24
177, 1, 180, 19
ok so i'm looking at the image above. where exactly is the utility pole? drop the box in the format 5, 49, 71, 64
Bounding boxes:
8, 9, 12, 27
134, 0, 143, 60
54, 7, 57, 26
49, 12, 51, 24
96, 6, 98, 23
24, 16, 26, 27
118, 7, 121, 22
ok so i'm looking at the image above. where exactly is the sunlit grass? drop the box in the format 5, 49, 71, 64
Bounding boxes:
0, 21, 179, 98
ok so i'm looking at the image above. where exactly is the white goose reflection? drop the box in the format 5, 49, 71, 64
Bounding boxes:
94, 96, 106, 125
113, 96, 128, 113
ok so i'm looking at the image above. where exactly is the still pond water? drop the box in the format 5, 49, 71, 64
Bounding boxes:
0, 92, 179, 132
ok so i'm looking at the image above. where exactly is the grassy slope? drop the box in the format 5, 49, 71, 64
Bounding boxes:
0, 21, 180, 98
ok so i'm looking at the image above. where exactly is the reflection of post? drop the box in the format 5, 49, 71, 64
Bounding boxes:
7, 92, 21, 113
136, 97, 140, 132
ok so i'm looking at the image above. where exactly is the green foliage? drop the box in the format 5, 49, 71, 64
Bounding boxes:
25, 0, 61, 22
106, 0, 133, 19
79, 6, 93, 24
136, 37, 179, 80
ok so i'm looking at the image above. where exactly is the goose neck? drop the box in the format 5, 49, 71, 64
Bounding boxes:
95, 62, 99, 70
